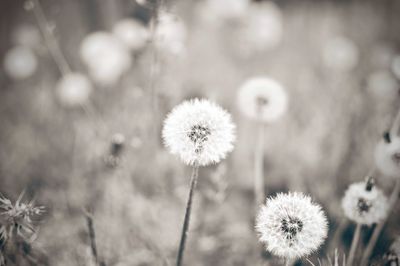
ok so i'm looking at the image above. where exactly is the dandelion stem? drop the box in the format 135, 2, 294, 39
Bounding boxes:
254, 122, 265, 207
347, 223, 361, 266
360, 178, 400, 266
176, 163, 199, 266
84, 209, 102, 266
30, 0, 71, 76
390, 105, 400, 137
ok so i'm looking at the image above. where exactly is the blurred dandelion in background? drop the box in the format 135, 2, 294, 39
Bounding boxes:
341, 179, 388, 225
55, 72, 93, 107
3, 46, 37, 80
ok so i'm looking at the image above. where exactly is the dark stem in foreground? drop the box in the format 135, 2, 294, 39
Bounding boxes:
360, 178, 400, 266
84, 209, 104, 266
176, 163, 199, 266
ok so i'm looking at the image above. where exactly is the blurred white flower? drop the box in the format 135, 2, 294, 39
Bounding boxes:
237, 77, 288, 122
341, 181, 388, 225
322, 37, 359, 72
80, 32, 131, 86
112, 18, 149, 51
56, 72, 92, 107
12, 24, 41, 47
375, 133, 400, 178
199, 0, 249, 22
255, 192, 328, 260
162, 98, 236, 166
237, 2, 283, 54
154, 12, 186, 55
3, 46, 37, 80
367, 71, 398, 100
391, 56, 400, 80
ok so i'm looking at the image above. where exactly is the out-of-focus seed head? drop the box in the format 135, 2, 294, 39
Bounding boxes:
342, 181, 388, 225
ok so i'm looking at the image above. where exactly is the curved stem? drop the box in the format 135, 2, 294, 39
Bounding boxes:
254, 122, 265, 207
31, 0, 71, 75
347, 223, 361, 266
360, 179, 400, 266
176, 164, 199, 266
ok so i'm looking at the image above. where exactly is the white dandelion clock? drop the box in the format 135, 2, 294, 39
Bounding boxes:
112, 18, 149, 51
154, 12, 186, 56
375, 133, 400, 178
341, 180, 388, 225
3, 46, 37, 80
162, 99, 236, 166
80, 32, 131, 86
237, 77, 288, 123
255, 192, 328, 260
237, 2, 283, 54
56, 73, 92, 107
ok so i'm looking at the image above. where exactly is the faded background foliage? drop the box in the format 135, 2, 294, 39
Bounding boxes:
0, 0, 400, 265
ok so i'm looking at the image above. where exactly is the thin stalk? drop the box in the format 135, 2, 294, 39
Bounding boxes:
390, 105, 400, 137
84, 209, 102, 266
360, 179, 400, 266
176, 164, 199, 266
254, 122, 265, 207
30, 0, 71, 75
347, 223, 361, 266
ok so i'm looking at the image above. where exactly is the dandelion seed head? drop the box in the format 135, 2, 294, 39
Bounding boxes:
235, 2, 282, 55
154, 12, 186, 55
56, 72, 92, 107
0, 192, 45, 241
3, 46, 37, 80
80, 32, 131, 86
375, 135, 400, 178
341, 181, 388, 225
255, 192, 328, 260
112, 18, 149, 51
162, 98, 236, 166
237, 77, 288, 122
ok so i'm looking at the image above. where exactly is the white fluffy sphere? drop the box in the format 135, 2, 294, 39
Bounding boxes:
237, 77, 288, 122
237, 2, 283, 53
56, 73, 92, 107
3, 46, 37, 80
162, 98, 236, 166
375, 135, 400, 178
80, 32, 131, 86
341, 182, 388, 225
112, 18, 149, 51
256, 192, 328, 260
322, 37, 359, 72
154, 12, 186, 55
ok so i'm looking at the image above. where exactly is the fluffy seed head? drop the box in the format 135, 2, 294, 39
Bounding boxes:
162, 99, 236, 166
375, 133, 400, 178
237, 77, 288, 123
56, 72, 92, 107
255, 192, 328, 260
341, 181, 388, 225
112, 18, 149, 51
